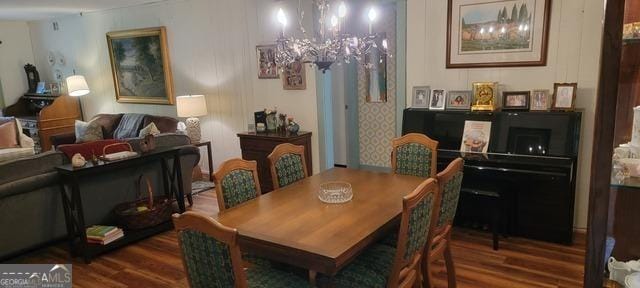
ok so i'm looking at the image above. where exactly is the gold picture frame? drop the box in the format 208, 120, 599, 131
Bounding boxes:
471, 82, 498, 111
107, 27, 174, 105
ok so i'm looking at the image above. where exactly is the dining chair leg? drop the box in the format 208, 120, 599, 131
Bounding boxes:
444, 241, 457, 288
421, 256, 434, 288
309, 270, 317, 287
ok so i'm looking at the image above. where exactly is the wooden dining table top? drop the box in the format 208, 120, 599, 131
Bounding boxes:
214, 168, 425, 275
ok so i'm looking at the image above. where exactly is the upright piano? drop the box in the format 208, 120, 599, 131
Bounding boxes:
402, 109, 581, 244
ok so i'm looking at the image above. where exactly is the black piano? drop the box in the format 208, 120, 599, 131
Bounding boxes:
402, 109, 581, 244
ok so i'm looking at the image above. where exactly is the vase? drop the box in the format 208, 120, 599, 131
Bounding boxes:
266, 114, 277, 131
287, 122, 300, 134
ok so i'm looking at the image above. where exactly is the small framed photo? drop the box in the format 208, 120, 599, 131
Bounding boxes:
412, 86, 430, 108
552, 83, 578, 110
446, 90, 472, 111
256, 44, 279, 79
502, 91, 531, 111
429, 89, 447, 110
530, 89, 550, 111
282, 60, 306, 90
471, 82, 498, 111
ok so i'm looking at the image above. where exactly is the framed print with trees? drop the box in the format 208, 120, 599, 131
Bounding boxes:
447, 0, 551, 68
107, 27, 174, 105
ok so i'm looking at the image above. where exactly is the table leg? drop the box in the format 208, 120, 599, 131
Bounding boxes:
70, 175, 90, 263
206, 142, 214, 182
309, 270, 317, 287
174, 153, 186, 212
59, 180, 75, 257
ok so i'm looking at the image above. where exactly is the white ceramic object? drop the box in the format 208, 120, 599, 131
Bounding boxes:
619, 158, 640, 177
609, 257, 640, 285
633, 106, 640, 147
627, 272, 640, 288
318, 181, 353, 204
71, 153, 86, 168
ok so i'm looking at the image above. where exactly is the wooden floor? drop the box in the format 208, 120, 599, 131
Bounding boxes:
9, 190, 585, 287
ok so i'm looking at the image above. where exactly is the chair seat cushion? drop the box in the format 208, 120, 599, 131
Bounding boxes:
319, 244, 396, 288
247, 265, 311, 288
0, 147, 35, 163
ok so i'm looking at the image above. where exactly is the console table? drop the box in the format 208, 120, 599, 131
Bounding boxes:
56, 147, 187, 263
237, 131, 312, 192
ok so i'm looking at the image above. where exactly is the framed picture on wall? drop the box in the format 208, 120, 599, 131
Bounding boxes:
412, 86, 430, 108
107, 27, 174, 105
502, 91, 530, 111
429, 89, 447, 110
282, 60, 306, 90
552, 83, 578, 111
256, 45, 279, 79
446, 0, 552, 68
446, 90, 472, 110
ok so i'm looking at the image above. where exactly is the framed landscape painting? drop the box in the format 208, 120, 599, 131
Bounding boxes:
107, 27, 174, 105
447, 0, 551, 68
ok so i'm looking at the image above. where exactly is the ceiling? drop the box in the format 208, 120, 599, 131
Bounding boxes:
0, 0, 166, 21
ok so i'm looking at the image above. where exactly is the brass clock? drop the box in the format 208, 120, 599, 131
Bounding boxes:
472, 82, 498, 111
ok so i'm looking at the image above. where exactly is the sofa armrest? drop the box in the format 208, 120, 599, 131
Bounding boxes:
50, 132, 76, 148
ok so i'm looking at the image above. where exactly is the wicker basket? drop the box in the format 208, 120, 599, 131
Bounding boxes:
114, 175, 173, 230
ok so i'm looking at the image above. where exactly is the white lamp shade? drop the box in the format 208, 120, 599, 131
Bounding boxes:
176, 95, 208, 117
66, 75, 90, 97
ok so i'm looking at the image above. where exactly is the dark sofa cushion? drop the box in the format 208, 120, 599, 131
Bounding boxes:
91, 114, 124, 139
143, 115, 178, 134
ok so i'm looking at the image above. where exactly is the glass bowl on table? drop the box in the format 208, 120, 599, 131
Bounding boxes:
318, 181, 353, 204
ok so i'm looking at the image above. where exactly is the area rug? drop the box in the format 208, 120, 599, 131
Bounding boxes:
192, 180, 215, 196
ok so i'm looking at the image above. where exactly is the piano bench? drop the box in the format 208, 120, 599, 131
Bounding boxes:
460, 188, 507, 250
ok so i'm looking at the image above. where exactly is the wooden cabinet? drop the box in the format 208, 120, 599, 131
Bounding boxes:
237, 131, 312, 192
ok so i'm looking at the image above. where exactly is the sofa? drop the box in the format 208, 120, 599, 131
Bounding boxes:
0, 117, 35, 163
50, 113, 179, 147
0, 133, 200, 260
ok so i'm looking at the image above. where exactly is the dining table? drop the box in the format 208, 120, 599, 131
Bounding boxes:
214, 168, 425, 276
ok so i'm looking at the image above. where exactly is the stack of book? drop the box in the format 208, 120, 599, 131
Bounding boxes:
86, 225, 124, 245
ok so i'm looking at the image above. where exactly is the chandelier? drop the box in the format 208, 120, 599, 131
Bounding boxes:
275, 0, 389, 73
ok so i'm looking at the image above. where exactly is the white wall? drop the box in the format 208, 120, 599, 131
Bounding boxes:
27, 0, 320, 174
0, 21, 34, 108
406, 0, 604, 229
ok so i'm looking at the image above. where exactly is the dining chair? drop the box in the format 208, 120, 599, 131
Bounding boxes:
267, 143, 308, 189
318, 178, 438, 288
422, 158, 464, 288
391, 133, 438, 178
212, 158, 262, 211
172, 212, 311, 288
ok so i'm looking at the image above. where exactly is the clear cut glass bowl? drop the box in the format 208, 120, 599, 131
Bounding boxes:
318, 181, 353, 204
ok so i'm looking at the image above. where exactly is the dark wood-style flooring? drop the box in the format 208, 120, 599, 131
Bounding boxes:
10, 190, 585, 287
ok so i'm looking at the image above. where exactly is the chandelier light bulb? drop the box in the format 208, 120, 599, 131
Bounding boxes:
368, 7, 377, 23
338, 2, 347, 18
277, 8, 287, 27
331, 15, 338, 28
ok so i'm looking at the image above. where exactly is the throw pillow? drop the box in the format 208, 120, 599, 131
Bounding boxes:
0, 121, 19, 149
75, 120, 104, 143
138, 122, 161, 137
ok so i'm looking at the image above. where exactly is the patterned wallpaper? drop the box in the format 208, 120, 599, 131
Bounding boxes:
358, 5, 397, 167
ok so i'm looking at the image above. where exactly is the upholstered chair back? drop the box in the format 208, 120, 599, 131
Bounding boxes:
391, 133, 438, 178
387, 178, 438, 287
267, 143, 308, 189
213, 159, 261, 211
172, 212, 248, 288
436, 158, 464, 228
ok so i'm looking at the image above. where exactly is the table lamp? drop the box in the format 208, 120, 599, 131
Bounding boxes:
66, 75, 90, 96
176, 95, 208, 143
